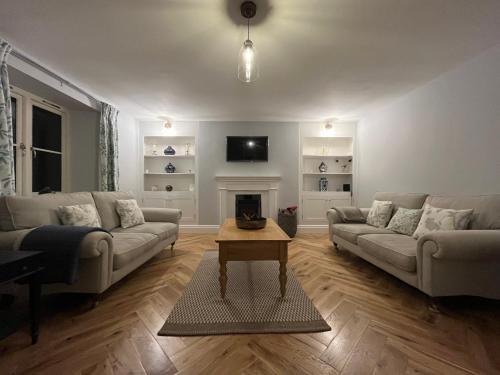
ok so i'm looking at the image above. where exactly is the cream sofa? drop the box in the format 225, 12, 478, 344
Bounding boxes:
0, 191, 181, 295
328, 192, 500, 300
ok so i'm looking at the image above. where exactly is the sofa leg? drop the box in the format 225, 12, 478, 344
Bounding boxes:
170, 242, 176, 257
90, 294, 102, 309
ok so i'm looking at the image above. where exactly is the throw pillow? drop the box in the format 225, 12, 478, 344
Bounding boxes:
387, 207, 423, 236
366, 200, 393, 228
413, 204, 473, 239
58, 204, 101, 227
116, 199, 145, 229
332, 207, 366, 223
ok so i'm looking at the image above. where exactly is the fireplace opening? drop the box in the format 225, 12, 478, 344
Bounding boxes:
235, 194, 262, 218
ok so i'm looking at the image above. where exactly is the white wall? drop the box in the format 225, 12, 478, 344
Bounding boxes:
117, 112, 139, 193
198, 122, 300, 225
357, 43, 500, 206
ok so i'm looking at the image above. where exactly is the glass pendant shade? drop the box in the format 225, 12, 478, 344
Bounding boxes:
237, 39, 259, 83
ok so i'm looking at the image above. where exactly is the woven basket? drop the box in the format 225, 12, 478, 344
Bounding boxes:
278, 211, 297, 238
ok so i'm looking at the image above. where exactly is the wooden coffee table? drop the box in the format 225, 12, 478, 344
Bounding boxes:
215, 218, 291, 299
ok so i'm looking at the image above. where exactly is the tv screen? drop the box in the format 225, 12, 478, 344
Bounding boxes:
226, 136, 268, 162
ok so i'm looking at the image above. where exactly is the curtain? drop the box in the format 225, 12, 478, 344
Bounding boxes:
0, 38, 15, 196
99, 102, 119, 191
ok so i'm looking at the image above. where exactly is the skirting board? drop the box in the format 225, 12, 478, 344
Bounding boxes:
180, 224, 328, 234
179, 225, 220, 233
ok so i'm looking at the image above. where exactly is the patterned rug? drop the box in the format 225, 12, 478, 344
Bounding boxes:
158, 251, 330, 336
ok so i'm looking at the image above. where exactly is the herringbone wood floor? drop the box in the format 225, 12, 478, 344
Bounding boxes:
1, 233, 499, 374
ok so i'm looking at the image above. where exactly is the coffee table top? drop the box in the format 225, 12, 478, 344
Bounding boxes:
215, 218, 291, 242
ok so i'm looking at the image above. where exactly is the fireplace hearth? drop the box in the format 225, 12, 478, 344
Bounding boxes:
235, 194, 262, 218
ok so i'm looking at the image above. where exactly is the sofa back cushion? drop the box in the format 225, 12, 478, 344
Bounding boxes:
373, 192, 428, 210
91, 191, 134, 231
1, 192, 96, 231
424, 194, 500, 230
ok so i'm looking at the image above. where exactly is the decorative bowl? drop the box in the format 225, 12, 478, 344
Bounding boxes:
235, 217, 267, 230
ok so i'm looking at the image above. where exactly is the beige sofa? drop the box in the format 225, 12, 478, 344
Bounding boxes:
0, 191, 181, 295
328, 192, 500, 300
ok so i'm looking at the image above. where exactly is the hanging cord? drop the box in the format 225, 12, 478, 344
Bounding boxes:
247, 18, 250, 41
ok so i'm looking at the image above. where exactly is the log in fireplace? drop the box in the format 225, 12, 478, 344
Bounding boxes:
235, 194, 262, 218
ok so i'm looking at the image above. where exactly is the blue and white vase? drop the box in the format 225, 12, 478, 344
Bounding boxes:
164, 146, 176, 155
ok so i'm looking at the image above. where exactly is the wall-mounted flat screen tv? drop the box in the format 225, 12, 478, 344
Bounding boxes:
226, 136, 268, 162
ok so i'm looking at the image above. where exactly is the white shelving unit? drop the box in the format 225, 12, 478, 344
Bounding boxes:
142, 135, 197, 223
300, 136, 354, 224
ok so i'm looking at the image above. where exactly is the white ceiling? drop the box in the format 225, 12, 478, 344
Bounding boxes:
1, 0, 500, 121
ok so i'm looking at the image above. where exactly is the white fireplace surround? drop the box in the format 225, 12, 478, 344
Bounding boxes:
215, 176, 281, 224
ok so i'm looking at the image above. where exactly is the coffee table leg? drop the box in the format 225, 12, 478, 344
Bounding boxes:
279, 260, 287, 298
219, 259, 227, 299
29, 272, 41, 344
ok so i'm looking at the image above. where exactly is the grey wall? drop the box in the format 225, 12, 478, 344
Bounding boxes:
357, 44, 500, 206
68, 110, 99, 191
198, 122, 300, 224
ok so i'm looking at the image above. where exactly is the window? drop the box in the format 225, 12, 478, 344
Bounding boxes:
10, 87, 67, 195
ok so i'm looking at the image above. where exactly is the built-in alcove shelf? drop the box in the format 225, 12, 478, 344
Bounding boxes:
302, 154, 352, 159
302, 172, 352, 176
144, 172, 195, 176
300, 136, 354, 224
141, 134, 197, 223
144, 155, 195, 159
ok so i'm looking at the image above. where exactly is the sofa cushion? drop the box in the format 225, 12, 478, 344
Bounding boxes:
424, 194, 500, 230
115, 199, 145, 228
366, 200, 393, 228
413, 204, 473, 239
358, 234, 417, 273
387, 208, 423, 236
3, 192, 96, 230
58, 204, 102, 227
332, 223, 394, 244
374, 192, 428, 211
112, 232, 160, 270
112, 222, 178, 241
92, 191, 134, 231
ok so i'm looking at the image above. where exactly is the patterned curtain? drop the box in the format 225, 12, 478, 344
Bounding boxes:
99, 102, 119, 191
0, 38, 15, 196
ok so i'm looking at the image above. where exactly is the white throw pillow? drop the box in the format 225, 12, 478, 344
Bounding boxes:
58, 204, 101, 227
116, 199, 145, 229
366, 200, 393, 228
413, 204, 473, 239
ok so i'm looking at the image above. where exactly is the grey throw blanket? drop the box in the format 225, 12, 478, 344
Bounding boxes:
19, 225, 109, 284
332, 207, 366, 223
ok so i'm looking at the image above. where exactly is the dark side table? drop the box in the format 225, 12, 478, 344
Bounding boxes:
0, 250, 43, 344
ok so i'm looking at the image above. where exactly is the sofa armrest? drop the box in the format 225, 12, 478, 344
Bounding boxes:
141, 208, 182, 224
418, 230, 500, 261
0, 229, 32, 251
327, 209, 342, 225
417, 230, 500, 298
359, 208, 370, 219
78, 231, 114, 259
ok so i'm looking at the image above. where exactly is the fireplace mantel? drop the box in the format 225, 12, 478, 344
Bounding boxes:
215, 176, 281, 223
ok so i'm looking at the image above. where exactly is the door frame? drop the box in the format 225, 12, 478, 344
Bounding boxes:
10, 86, 70, 195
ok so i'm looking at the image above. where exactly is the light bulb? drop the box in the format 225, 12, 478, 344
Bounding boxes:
238, 40, 259, 83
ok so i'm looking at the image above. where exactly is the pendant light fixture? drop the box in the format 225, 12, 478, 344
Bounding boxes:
237, 1, 259, 83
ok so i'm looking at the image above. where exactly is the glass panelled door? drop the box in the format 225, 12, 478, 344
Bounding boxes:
31, 104, 62, 192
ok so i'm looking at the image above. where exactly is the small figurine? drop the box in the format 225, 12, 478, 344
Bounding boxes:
318, 161, 328, 173
165, 162, 176, 173
166, 185, 173, 192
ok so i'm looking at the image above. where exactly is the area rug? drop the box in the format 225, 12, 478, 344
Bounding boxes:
158, 251, 330, 336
